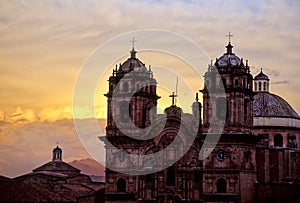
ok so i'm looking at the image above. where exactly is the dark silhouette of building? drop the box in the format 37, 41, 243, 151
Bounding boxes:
100, 37, 300, 203
0, 146, 105, 203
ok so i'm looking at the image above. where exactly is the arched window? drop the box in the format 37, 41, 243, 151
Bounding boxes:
206, 80, 210, 88
123, 82, 129, 92
167, 168, 175, 186
146, 174, 153, 184
274, 134, 283, 147
244, 99, 248, 123
263, 82, 267, 91
119, 101, 130, 123
221, 78, 226, 88
217, 178, 227, 193
254, 82, 257, 91
259, 82, 262, 91
117, 178, 126, 193
216, 97, 228, 120
234, 79, 239, 86
193, 171, 200, 183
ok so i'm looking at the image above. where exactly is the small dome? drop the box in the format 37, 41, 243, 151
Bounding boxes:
165, 105, 182, 119
118, 48, 148, 73
53, 146, 62, 153
253, 92, 300, 119
254, 70, 269, 80
216, 54, 242, 67
119, 57, 147, 73
215, 42, 242, 67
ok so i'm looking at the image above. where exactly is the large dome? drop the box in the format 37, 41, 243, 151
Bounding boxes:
253, 92, 300, 119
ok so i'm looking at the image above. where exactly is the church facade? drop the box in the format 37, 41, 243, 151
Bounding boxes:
100, 38, 300, 203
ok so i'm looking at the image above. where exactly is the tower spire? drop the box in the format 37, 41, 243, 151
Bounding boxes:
129, 37, 137, 58
225, 32, 234, 54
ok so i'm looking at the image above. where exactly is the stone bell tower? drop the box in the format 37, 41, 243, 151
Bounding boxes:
200, 34, 257, 203
101, 41, 161, 201
201, 33, 254, 133
104, 40, 160, 137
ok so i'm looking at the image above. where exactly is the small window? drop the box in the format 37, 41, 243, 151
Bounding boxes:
217, 178, 227, 193
254, 82, 257, 91
206, 80, 210, 88
234, 79, 239, 86
167, 169, 175, 186
146, 174, 153, 184
123, 82, 129, 92
259, 82, 262, 91
244, 99, 248, 123
216, 97, 228, 120
193, 171, 200, 182
263, 82, 267, 91
274, 134, 283, 147
120, 101, 130, 123
222, 78, 226, 87
117, 178, 126, 193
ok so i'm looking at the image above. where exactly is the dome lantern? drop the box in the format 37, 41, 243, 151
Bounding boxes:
226, 42, 233, 54
52, 145, 62, 161
254, 69, 270, 92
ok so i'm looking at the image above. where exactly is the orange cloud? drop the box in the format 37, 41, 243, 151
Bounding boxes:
9, 106, 38, 123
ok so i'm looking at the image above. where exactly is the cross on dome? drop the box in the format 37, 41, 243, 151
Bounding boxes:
225, 32, 234, 54
129, 37, 137, 58
226, 32, 234, 43
130, 37, 137, 49
169, 92, 177, 106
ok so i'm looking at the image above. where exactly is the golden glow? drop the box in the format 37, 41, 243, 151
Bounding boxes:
0, 0, 299, 178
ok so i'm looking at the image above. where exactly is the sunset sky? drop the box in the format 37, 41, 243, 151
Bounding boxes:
0, 0, 300, 177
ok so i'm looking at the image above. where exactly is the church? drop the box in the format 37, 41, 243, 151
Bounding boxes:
100, 35, 300, 203
0, 145, 105, 203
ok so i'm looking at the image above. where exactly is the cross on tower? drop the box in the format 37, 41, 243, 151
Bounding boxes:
169, 92, 177, 106
130, 37, 137, 49
226, 32, 234, 43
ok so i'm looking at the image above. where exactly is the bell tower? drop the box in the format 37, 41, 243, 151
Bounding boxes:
104, 42, 160, 137
200, 34, 257, 203
254, 69, 269, 92
201, 34, 254, 133
101, 41, 161, 200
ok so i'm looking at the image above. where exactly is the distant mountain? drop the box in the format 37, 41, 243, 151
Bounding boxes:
69, 158, 105, 176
